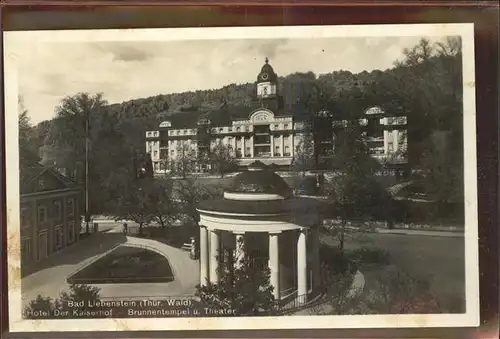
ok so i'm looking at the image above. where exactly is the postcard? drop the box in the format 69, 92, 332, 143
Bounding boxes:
3, 23, 479, 332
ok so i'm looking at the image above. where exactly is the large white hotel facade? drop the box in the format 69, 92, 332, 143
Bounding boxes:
145, 58, 408, 173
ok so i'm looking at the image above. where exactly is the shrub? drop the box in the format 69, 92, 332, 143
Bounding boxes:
24, 295, 59, 315
319, 244, 353, 274
347, 247, 391, 266
59, 284, 100, 307
24, 284, 101, 318
354, 265, 441, 314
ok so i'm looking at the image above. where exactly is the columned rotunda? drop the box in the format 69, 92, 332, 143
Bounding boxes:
196, 162, 324, 304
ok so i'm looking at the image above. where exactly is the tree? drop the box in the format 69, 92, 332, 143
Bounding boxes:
195, 239, 277, 316
147, 179, 180, 228
110, 177, 154, 236
158, 149, 173, 176
47, 92, 108, 179
420, 133, 463, 212
292, 127, 315, 176
58, 284, 100, 309
24, 295, 58, 316
24, 284, 101, 318
172, 142, 197, 178
174, 177, 222, 227
354, 265, 441, 314
325, 120, 392, 258
46, 93, 109, 233
19, 98, 41, 171
209, 142, 238, 178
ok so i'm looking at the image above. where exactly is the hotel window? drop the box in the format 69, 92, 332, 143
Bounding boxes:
68, 222, 75, 243
245, 147, 251, 156
21, 238, 31, 264
388, 142, 394, 152
53, 201, 61, 219
237, 148, 242, 158
176, 130, 180, 135
38, 206, 47, 223
54, 227, 63, 250
236, 127, 241, 132
21, 207, 31, 229
154, 151, 158, 158
274, 124, 279, 130
245, 126, 250, 132
284, 124, 289, 129
67, 199, 74, 217
171, 150, 175, 155
183, 130, 187, 134
284, 145, 290, 156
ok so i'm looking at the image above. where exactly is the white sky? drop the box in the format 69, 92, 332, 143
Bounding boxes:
13, 35, 442, 124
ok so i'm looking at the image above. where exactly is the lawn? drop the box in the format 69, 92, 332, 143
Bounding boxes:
319, 231, 465, 314
67, 245, 175, 284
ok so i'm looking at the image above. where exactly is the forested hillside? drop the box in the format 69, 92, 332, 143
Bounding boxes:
20, 37, 464, 213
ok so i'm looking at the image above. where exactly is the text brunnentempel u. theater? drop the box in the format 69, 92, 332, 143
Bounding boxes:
24, 298, 237, 318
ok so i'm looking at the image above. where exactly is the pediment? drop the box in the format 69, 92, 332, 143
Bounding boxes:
249, 109, 275, 123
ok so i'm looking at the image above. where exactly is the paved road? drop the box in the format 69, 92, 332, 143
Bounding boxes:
322, 232, 466, 312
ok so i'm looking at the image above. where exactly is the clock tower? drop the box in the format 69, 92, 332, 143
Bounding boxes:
256, 57, 278, 99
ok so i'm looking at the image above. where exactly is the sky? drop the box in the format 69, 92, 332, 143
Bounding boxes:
12, 35, 442, 124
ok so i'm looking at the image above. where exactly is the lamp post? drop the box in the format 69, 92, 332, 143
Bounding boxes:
84, 111, 90, 234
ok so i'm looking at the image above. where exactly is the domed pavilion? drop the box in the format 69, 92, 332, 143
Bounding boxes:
196, 161, 324, 305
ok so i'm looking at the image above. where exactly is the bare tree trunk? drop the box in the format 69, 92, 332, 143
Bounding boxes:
339, 219, 346, 260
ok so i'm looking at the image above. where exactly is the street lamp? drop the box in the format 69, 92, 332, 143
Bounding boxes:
84, 110, 90, 234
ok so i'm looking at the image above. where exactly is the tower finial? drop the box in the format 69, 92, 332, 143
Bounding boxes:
265, 57, 269, 64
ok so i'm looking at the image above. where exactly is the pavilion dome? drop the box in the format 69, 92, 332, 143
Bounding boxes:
198, 166, 321, 215
225, 169, 293, 199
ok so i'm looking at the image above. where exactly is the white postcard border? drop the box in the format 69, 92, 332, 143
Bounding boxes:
3, 23, 479, 332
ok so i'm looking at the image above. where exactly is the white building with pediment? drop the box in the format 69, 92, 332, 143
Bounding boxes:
145, 58, 408, 173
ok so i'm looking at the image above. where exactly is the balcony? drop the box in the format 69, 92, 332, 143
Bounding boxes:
254, 135, 271, 145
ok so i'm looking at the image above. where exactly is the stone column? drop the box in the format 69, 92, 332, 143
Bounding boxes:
250, 136, 254, 157
241, 137, 245, 157
234, 232, 245, 268
297, 229, 308, 300
269, 232, 281, 300
393, 129, 399, 152
311, 227, 321, 290
384, 130, 390, 154
209, 230, 220, 284
199, 226, 209, 286
281, 134, 284, 157
271, 135, 275, 157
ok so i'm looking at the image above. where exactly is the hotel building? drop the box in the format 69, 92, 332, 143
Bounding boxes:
145, 58, 408, 173
20, 163, 82, 272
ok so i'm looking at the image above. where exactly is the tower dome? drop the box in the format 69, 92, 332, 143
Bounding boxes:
256, 57, 278, 83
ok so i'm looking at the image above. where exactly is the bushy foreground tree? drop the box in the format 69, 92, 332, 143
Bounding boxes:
24, 284, 101, 317
195, 240, 277, 316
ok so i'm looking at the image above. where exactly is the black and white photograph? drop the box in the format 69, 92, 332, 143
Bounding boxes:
4, 23, 479, 332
